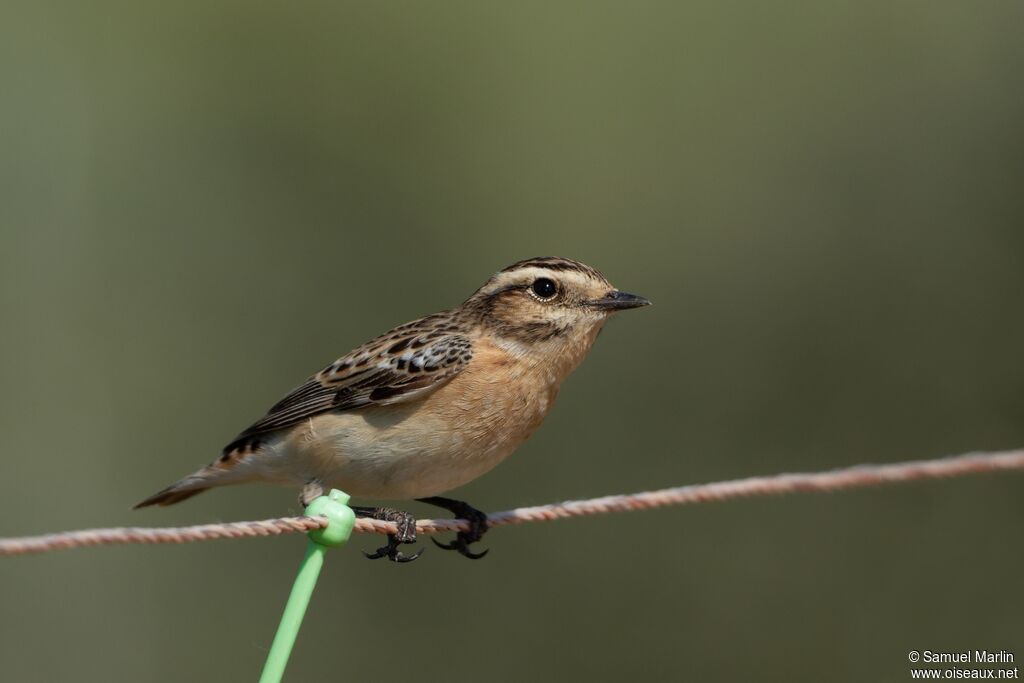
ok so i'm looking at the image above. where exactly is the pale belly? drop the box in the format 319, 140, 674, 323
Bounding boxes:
240, 372, 558, 500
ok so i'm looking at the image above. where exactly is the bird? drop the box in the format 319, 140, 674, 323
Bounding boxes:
135, 257, 650, 561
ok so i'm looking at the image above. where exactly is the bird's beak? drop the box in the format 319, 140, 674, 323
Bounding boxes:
589, 290, 652, 311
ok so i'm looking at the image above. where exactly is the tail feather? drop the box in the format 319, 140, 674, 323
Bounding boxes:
134, 446, 259, 509
133, 484, 211, 509
133, 466, 227, 509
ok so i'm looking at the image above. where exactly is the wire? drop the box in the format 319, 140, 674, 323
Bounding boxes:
2, 448, 1022, 557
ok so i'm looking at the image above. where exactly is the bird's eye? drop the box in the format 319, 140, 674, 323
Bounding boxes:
530, 277, 558, 300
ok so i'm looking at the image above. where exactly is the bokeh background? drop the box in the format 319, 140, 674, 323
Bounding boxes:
2, 2, 1023, 681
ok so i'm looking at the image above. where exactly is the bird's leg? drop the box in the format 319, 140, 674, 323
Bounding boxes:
298, 481, 324, 508
352, 506, 422, 563
417, 496, 490, 560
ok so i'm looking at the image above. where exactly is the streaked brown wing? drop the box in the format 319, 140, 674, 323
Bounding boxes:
223, 331, 473, 453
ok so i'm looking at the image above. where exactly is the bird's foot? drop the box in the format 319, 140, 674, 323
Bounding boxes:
354, 507, 422, 563
417, 497, 490, 560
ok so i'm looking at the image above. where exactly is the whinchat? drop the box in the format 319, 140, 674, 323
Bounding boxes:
136, 257, 650, 561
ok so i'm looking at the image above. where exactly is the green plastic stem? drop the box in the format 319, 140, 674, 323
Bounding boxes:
259, 490, 355, 683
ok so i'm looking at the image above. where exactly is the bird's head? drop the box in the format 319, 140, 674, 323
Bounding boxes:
466, 257, 650, 360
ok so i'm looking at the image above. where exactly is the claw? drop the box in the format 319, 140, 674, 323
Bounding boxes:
431, 537, 456, 551
418, 497, 491, 560
364, 534, 424, 562
363, 547, 389, 560
352, 507, 421, 563
460, 545, 489, 560
394, 548, 423, 563
429, 536, 489, 558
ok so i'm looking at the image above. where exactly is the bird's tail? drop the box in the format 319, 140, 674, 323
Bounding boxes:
133, 466, 226, 509
133, 484, 210, 508
134, 441, 265, 509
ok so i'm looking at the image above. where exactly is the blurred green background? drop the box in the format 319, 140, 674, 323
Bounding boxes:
2, 2, 1023, 681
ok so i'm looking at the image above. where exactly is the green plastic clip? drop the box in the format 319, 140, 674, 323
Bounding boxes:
258, 489, 356, 683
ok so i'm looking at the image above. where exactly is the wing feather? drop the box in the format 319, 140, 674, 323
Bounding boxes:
223, 328, 473, 452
